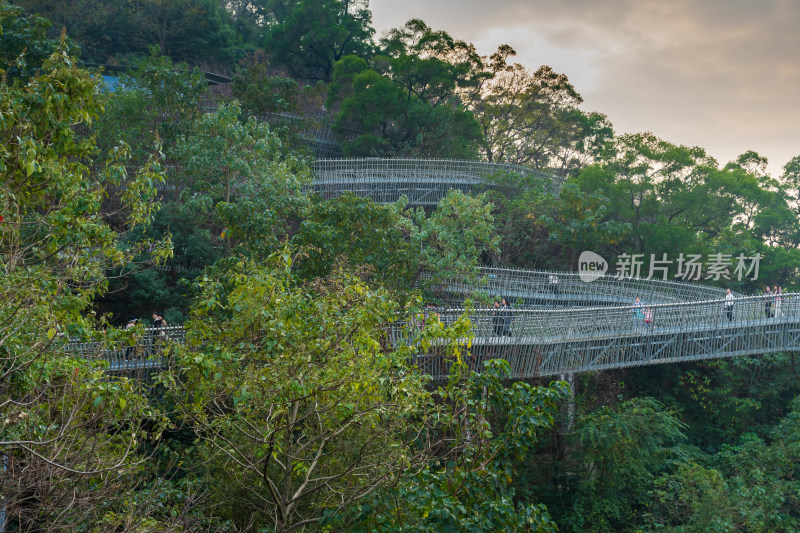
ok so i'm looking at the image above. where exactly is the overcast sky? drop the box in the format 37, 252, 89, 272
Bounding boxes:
370, 0, 799, 177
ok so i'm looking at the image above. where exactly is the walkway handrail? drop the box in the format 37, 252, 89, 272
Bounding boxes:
395, 292, 796, 345
427, 267, 738, 306
64, 326, 186, 375
311, 157, 564, 201
72, 292, 794, 371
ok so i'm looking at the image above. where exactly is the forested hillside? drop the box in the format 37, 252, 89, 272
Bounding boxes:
3, 1, 800, 531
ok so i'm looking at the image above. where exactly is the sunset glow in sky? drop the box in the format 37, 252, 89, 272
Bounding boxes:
371, 0, 800, 176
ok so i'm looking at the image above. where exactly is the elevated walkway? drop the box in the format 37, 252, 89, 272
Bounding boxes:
312, 158, 563, 206
76, 154, 786, 381
408, 294, 797, 378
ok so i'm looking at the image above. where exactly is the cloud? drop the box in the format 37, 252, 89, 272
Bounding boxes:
370, 0, 800, 174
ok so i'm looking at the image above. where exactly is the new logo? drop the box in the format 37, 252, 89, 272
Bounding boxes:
578, 251, 608, 282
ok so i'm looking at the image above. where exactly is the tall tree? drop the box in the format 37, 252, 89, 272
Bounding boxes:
173, 101, 312, 256
15, 0, 241, 65
465, 46, 613, 174
327, 20, 492, 158
293, 190, 498, 294
265, 0, 374, 82
0, 1, 77, 81
165, 251, 471, 532
0, 45, 171, 529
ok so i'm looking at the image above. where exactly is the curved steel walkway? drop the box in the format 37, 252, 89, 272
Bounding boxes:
312, 158, 563, 206
406, 293, 799, 378
304, 158, 792, 378
73, 293, 799, 381
81, 154, 792, 380
429, 267, 736, 308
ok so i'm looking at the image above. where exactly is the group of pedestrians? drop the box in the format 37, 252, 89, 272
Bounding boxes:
764, 285, 783, 318
725, 285, 790, 321
125, 312, 168, 329
635, 287, 778, 325
631, 297, 653, 328
123, 312, 168, 358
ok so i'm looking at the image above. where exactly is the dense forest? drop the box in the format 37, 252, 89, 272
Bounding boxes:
3, 0, 800, 531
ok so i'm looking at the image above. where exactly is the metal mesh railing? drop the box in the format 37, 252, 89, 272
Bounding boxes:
418, 293, 791, 342
73, 293, 799, 381
428, 268, 736, 307
64, 326, 185, 383
402, 293, 800, 378
311, 158, 563, 205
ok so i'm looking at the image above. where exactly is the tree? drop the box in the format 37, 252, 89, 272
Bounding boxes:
233, 51, 302, 115
379, 19, 489, 106
265, 0, 374, 82
293, 193, 417, 291
458, 44, 613, 174
0, 1, 78, 81
480, 172, 563, 269
541, 179, 630, 268
92, 51, 213, 322
294, 189, 497, 295
92, 48, 209, 163
561, 398, 686, 532
15, 0, 242, 65
166, 248, 568, 531
164, 251, 472, 532
556, 134, 796, 282
173, 101, 312, 256
333, 360, 568, 533
411, 190, 499, 287
0, 46, 172, 529
327, 20, 490, 158
645, 396, 800, 531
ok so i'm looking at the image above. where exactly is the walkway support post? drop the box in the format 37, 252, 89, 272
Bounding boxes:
559, 372, 576, 433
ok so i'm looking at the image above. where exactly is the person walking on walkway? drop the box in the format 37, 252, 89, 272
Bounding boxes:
549, 274, 560, 295
765, 286, 773, 318
501, 298, 512, 337
124, 316, 138, 358
775, 286, 783, 317
632, 297, 643, 317
492, 300, 504, 336
724, 288, 735, 322
631, 297, 645, 329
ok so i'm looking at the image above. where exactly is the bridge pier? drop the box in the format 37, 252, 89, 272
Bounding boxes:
559, 372, 576, 432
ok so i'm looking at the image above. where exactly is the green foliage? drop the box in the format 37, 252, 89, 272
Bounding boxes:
0, 47, 170, 529
232, 50, 327, 116
557, 398, 686, 532
0, 1, 78, 81
15, 0, 242, 64
330, 361, 569, 533
380, 19, 489, 103
294, 190, 497, 295
644, 396, 800, 532
265, 0, 375, 82
328, 20, 487, 158
412, 190, 499, 287
92, 49, 208, 162
165, 252, 442, 532
480, 172, 561, 268
541, 179, 631, 266
467, 48, 612, 173
662, 355, 800, 448
173, 101, 312, 256
543, 134, 800, 283
293, 193, 417, 290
